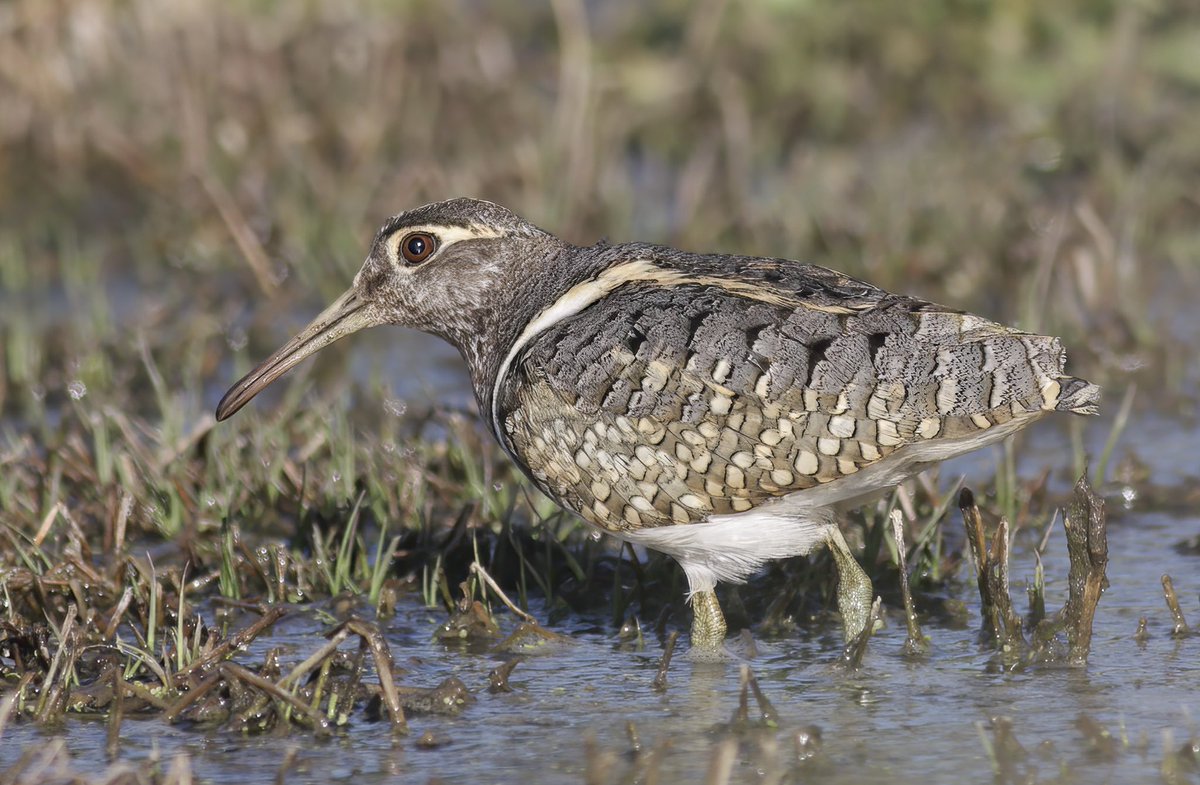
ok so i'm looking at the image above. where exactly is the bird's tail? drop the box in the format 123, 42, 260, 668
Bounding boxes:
1053, 376, 1101, 416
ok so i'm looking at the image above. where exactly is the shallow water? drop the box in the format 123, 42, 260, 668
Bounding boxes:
2, 486, 1197, 784
7, 302, 1200, 784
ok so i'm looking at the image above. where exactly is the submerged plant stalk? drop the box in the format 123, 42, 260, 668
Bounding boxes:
1059, 474, 1108, 663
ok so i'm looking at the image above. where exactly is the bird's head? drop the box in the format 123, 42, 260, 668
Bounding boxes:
215, 197, 560, 420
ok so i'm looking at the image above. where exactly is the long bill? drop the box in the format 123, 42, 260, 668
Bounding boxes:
215, 288, 380, 421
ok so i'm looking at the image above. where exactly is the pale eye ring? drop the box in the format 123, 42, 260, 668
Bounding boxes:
399, 232, 437, 265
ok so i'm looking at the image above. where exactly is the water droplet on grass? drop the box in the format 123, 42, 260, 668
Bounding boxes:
384, 398, 408, 417
68, 380, 87, 400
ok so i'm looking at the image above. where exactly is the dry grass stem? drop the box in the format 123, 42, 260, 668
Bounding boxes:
891, 509, 929, 655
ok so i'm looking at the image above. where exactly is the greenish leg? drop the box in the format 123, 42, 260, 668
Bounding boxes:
827, 527, 874, 641
690, 589, 727, 652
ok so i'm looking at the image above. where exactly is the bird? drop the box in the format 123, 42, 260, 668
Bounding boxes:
216, 197, 1100, 652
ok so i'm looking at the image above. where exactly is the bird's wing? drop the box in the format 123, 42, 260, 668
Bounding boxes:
495, 253, 1096, 531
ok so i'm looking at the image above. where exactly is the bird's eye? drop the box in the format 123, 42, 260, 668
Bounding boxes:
399, 232, 437, 265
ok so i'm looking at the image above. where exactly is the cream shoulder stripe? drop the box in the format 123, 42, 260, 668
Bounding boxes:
489, 259, 857, 444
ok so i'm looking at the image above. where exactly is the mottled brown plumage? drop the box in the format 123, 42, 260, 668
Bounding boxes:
500, 278, 1093, 534
216, 197, 1100, 652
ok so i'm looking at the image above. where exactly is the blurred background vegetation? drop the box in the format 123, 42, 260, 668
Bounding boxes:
1, 3, 1200, 777
1, 0, 1198, 577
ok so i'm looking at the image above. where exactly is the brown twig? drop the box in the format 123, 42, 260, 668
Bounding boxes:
341, 618, 407, 734
958, 488, 994, 635
988, 517, 1028, 655
891, 509, 928, 655
1059, 474, 1109, 662
163, 671, 223, 724
278, 626, 351, 688
1161, 575, 1190, 637
172, 606, 287, 686
651, 631, 678, 693
220, 663, 330, 735
120, 678, 173, 712
960, 489, 1026, 655
745, 667, 778, 727
488, 659, 521, 694
106, 668, 125, 760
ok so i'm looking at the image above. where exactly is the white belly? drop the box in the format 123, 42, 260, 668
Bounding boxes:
620, 507, 836, 594
613, 414, 1035, 595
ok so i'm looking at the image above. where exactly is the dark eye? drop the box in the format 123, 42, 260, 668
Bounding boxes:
399, 232, 437, 265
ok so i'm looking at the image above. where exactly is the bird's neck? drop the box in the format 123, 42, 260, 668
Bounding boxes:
447, 241, 618, 425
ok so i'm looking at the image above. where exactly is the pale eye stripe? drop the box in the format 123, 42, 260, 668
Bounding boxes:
386, 224, 504, 271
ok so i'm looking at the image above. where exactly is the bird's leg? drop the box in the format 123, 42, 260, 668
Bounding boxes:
690, 589, 727, 652
827, 526, 874, 641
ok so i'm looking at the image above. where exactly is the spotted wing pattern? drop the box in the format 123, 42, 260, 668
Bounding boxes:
496, 260, 1094, 534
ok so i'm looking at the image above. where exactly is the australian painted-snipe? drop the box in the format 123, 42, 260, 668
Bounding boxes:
216, 198, 1100, 650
